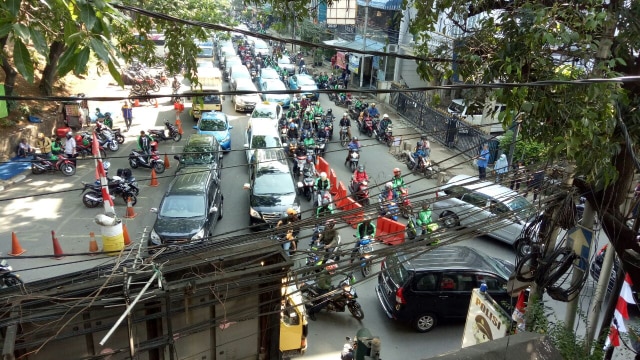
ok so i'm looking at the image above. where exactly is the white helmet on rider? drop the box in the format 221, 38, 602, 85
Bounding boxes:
385, 182, 393, 189
383, 114, 389, 119
320, 172, 327, 180
343, 112, 348, 117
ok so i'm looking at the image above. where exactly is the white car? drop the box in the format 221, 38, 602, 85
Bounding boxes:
432, 174, 536, 255
234, 78, 261, 113
244, 122, 283, 165
247, 102, 283, 129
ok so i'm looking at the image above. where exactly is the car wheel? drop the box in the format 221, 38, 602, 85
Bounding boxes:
514, 237, 532, 257
414, 313, 437, 332
218, 197, 224, 220
441, 211, 460, 228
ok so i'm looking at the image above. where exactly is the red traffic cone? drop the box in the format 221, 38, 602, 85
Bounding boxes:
149, 169, 159, 187
51, 231, 64, 259
88, 231, 99, 254
133, 98, 140, 107
154, 99, 159, 108
175, 119, 183, 135
124, 197, 138, 219
9, 232, 26, 256
164, 153, 171, 169
123, 224, 132, 247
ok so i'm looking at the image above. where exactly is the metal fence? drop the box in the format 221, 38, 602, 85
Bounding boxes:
389, 85, 498, 162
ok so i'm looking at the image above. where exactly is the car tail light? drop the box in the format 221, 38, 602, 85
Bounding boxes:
381, 258, 386, 270
395, 287, 406, 304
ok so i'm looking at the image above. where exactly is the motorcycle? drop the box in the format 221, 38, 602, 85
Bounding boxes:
271, 230, 297, 257
301, 166, 315, 201
353, 235, 375, 277
301, 272, 364, 320
293, 154, 307, 178
31, 154, 76, 176
377, 125, 393, 146
154, 71, 170, 86
128, 143, 166, 173
349, 101, 368, 120
347, 149, 360, 172
407, 152, 438, 179
315, 189, 334, 217
396, 187, 413, 218
75, 133, 107, 159
96, 125, 125, 145
81, 176, 140, 208
0, 260, 23, 288
315, 136, 327, 157
349, 179, 370, 206
379, 200, 400, 221
406, 214, 440, 244
287, 138, 299, 157
95, 128, 120, 152
132, 75, 161, 93
339, 126, 350, 147
148, 121, 182, 142
362, 117, 374, 137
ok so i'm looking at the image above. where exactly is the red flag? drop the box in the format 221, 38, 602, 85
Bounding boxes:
101, 186, 114, 207
608, 325, 620, 347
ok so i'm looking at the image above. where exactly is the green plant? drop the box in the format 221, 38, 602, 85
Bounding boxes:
0, 118, 17, 128
18, 104, 30, 116
499, 130, 549, 164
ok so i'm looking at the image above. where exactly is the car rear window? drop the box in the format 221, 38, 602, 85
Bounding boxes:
385, 254, 409, 285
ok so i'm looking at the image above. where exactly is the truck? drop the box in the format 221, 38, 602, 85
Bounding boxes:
447, 98, 507, 135
190, 67, 223, 121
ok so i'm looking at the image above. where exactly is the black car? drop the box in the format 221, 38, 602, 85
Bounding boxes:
174, 134, 222, 179
243, 149, 300, 228
375, 246, 514, 332
149, 166, 223, 249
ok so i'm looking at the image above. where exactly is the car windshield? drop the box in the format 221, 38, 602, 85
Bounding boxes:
507, 196, 535, 219
200, 118, 227, 131
278, 57, 291, 65
254, 172, 295, 195
237, 83, 256, 91
385, 254, 410, 285
448, 101, 466, 113
159, 195, 205, 218
252, 108, 276, 119
202, 94, 220, 104
264, 82, 285, 91
297, 77, 316, 86
251, 135, 281, 149
198, 47, 213, 57
182, 151, 213, 165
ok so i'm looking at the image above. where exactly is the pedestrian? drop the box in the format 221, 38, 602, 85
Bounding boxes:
122, 101, 133, 131
330, 54, 337, 69
493, 153, 509, 183
510, 161, 526, 191
527, 168, 545, 201
475, 144, 490, 180
36, 133, 53, 159
16, 138, 34, 158
63, 132, 77, 165
343, 70, 350, 89
298, 57, 305, 74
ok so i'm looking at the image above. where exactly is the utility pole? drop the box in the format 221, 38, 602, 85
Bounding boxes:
507, 117, 520, 167
359, 0, 370, 88
585, 234, 615, 350
564, 202, 595, 329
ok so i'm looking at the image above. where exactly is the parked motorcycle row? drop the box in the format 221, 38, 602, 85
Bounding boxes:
122, 62, 172, 98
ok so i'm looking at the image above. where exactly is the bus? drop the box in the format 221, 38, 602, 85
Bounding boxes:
190, 67, 223, 121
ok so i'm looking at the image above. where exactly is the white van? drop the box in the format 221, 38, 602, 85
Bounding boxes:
447, 98, 507, 134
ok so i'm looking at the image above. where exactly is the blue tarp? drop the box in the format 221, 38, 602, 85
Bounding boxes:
356, 0, 402, 10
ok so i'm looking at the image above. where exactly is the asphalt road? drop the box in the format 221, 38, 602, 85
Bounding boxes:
0, 64, 627, 359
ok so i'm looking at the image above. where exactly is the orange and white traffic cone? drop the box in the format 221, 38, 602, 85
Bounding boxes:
124, 197, 138, 218
149, 169, 159, 187
164, 153, 171, 169
51, 230, 64, 259
88, 231, 99, 254
9, 232, 26, 256
175, 119, 183, 135
122, 223, 132, 247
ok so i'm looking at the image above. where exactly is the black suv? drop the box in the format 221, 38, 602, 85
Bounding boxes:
149, 166, 223, 248
174, 134, 222, 179
376, 246, 514, 332
243, 149, 300, 228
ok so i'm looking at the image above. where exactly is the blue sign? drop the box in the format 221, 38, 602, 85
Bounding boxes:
568, 226, 593, 271
318, 3, 327, 23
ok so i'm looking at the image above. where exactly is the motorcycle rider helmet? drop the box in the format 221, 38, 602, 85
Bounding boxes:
306, 155, 314, 164
65, 131, 73, 139
104, 112, 111, 117
383, 114, 389, 119
325, 259, 338, 274
286, 208, 298, 216
393, 167, 401, 176
343, 112, 348, 117
320, 172, 327, 180
371, 103, 376, 107
38, 132, 45, 139
102, 161, 111, 171
325, 219, 336, 228
422, 203, 430, 210
352, 136, 358, 141
288, 122, 297, 129
357, 165, 365, 172
164, 121, 171, 127
385, 182, 393, 189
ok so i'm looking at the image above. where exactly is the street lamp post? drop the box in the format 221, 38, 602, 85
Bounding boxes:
359, 0, 370, 88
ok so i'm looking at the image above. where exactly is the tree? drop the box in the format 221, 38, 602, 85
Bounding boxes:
0, 0, 235, 98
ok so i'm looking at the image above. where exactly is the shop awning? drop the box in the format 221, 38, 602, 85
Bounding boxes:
356, 0, 402, 11
323, 37, 385, 53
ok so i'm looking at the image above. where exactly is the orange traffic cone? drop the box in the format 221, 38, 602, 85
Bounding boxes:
175, 119, 183, 135
164, 153, 171, 169
154, 99, 159, 108
149, 169, 159, 187
124, 197, 138, 218
9, 232, 26, 256
133, 98, 140, 107
88, 232, 99, 255
51, 231, 64, 259
123, 224, 132, 247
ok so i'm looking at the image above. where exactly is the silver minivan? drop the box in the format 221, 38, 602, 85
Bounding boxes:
432, 175, 535, 254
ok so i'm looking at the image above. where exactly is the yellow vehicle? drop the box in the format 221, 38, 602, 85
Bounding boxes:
190, 67, 223, 120
280, 276, 308, 358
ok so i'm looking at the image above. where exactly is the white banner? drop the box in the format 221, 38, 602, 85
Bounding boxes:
461, 289, 511, 348
349, 54, 360, 74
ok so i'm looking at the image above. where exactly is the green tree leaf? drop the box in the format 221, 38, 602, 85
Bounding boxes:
79, 3, 96, 31
13, 39, 34, 83
29, 28, 49, 56
12, 23, 30, 42
57, 43, 80, 77
6, 0, 21, 17
107, 60, 123, 86
89, 37, 110, 62
74, 47, 90, 75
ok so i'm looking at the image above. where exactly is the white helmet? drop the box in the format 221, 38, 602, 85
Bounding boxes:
320, 172, 327, 180
383, 114, 389, 118
343, 112, 348, 117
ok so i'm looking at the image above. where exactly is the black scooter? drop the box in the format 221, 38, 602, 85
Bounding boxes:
148, 121, 182, 142
0, 260, 23, 288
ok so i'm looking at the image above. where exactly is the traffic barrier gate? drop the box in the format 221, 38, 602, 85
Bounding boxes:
339, 196, 364, 228
329, 169, 338, 196
376, 216, 405, 245
335, 181, 348, 208
317, 156, 330, 175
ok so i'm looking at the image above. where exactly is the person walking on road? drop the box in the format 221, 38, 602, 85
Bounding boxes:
475, 144, 490, 180
493, 153, 509, 183
122, 101, 133, 131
